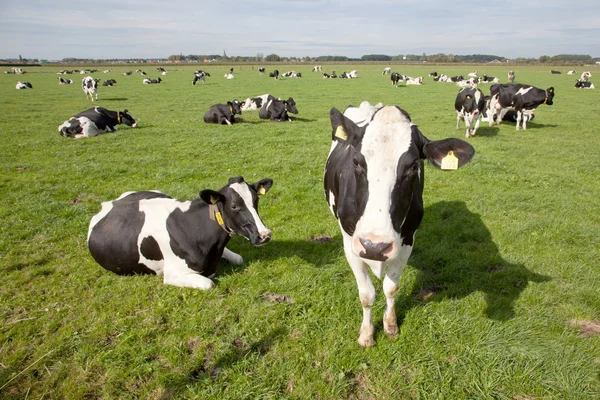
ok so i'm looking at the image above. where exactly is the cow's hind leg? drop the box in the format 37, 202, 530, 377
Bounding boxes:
163, 264, 215, 289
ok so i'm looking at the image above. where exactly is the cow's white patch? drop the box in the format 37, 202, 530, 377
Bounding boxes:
516, 86, 534, 96
354, 106, 412, 248
87, 200, 114, 242
229, 182, 270, 236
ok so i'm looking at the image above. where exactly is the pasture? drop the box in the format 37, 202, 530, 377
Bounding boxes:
1, 63, 599, 399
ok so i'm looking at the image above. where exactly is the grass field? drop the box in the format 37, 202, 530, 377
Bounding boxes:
1, 63, 600, 399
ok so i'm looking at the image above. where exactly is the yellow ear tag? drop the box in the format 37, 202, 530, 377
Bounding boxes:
466, 95, 471, 99
441, 151, 459, 170
258, 186, 266, 195
215, 212, 224, 226
210, 195, 219, 204
335, 125, 348, 140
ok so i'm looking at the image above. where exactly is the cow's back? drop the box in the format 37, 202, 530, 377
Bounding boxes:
88, 191, 171, 275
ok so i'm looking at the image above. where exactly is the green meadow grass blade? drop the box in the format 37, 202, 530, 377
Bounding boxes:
1, 64, 599, 399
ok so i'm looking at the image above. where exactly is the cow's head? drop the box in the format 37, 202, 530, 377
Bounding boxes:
200, 177, 273, 246
544, 87, 555, 105
329, 105, 474, 262
284, 98, 298, 114
119, 109, 137, 127
227, 100, 242, 115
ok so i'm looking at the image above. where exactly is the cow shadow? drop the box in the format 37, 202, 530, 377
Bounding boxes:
470, 126, 499, 137
221, 201, 549, 324
401, 200, 550, 322
100, 98, 129, 101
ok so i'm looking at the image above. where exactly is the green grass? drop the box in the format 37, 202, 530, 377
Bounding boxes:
1, 63, 600, 399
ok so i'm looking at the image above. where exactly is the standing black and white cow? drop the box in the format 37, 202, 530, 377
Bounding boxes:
258, 67, 265, 74
508, 71, 515, 83
258, 97, 298, 121
391, 72, 405, 87
455, 87, 486, 138
324, 102, 475, 346
58, 106, 137, 138
82, 76, 100, 101
87, 176, 273, 289
269, 70, 279, 80
203, 100, 242, 125
488, 84, 555, 130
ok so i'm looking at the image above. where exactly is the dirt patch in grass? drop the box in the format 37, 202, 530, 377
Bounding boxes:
568, 319, 600, 337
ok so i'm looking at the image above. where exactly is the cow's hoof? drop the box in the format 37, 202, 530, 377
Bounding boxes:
384, 324, 399, 338
358, 325, 375, 347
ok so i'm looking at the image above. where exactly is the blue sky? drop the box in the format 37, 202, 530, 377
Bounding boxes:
1, 0, 599, 60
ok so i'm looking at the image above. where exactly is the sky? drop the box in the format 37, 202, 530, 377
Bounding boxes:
1, 0, 599, 60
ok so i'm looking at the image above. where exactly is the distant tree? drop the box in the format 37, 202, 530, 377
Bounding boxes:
539, 55, 550, 63
265, 54, 281, 62
361, 54, 392, 61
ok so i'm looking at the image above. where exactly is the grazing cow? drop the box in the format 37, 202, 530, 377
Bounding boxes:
508, 71, 515, 83
123, 71, 132, 76
143, 77, 162, 84
16, 81, 32, 89
391, 72, 405, 87
58, 106, 137, 138
567, 70, 576, 75
324, 102, 475, 346
270, 70, 279, 80
258, 67, 265, 74
580, 71, 592, 82
193, 71, 208, 85
82, 76, 100, 101
259, 97, 298, 122
58, 77, 74, 85
313, 66, 323, 72
406, 76, 423, 85
383, 67, 391, 75
103, 79, 117, 86
241, 94, 276, 111
550, 70, 561, 74
574, 80, 595, 89
455, 87, 486, 138
204, 100, 242, 125
488, 84, 555, 130
87, 176, 273, 289
429, 72, 438, 77
467, 71, 478, 77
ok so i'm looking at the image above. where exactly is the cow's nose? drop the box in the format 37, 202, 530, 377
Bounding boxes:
258, 230, 271, 245
355, 236, 395, 261
132, 122, 137, 128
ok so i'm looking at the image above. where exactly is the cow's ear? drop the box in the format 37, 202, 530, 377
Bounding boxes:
423, 137, 475, 169
329, 107, 363, 146
252, 178, 273, 195
123, 109, 129, 113
227, 101, 232, 106
199, 189, 224, 205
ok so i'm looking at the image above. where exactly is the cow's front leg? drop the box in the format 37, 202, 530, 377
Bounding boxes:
471, 114, 481, 136
163, 262, 215, 289
222, 247, 243, 265
455, 112, 461, 132
382, 246, 411, 338
516, 110, 522, 131
221, 116, 232, 125
521, 110, 528, 130
344, 240, 375, 347
464, 114, 472, 138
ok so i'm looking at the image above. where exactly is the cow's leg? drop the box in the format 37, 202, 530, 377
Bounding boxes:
471, 114, 481, 136
464, 114, 472, 138
222, 247, 243, 265
220, 116, 232, 125
516, 110, 522, 131
521, 110, 528, 130
382, 245, 411, 338
163, 261, 215, 289
343, 237, 375, 347
455, 112, 461, 131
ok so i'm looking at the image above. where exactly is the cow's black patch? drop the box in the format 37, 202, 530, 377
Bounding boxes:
140, 236, 163, 261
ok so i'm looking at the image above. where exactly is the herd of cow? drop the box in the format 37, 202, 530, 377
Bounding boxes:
10, 63, 592, 346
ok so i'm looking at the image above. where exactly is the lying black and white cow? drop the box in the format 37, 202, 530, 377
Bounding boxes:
123, 71, 132, 76
16, 81, 32, 89
87, 176, 273, 289
58, 77, 73, 85
488, 83, 555, 130
481, 107, 535, 124
550, 70, 561, 74
143, 77, 162, 84
103, 79, 117, 86
58, 107, 137, 138
574, 80, 595, 89
324, 102, 475, 346
240, 94, 276, 111
203, 100, 242, 125
82, 76, 100, 101
580, 71, 592, 82
455, 87, 486, 138
258, 97, 298, 122
481, 75, 499, 83
313, 66, 323, 72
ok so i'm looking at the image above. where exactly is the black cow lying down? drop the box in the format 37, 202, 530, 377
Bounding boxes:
204, 100, 242, 125
87, 176, 273, 289
58, 106, 137, 138
259, 96, 298, 122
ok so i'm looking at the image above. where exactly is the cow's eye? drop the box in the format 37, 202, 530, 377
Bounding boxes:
231, 204, 240, 211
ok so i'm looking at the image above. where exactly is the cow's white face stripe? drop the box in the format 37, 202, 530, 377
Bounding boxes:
230, 183, 269, 234
355, 107, 412, 238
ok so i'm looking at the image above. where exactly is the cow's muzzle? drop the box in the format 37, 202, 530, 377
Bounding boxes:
254, 230, 272, 246
355, 236, 396, 261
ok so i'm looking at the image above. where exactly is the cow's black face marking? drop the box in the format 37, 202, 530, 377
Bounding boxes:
119, 109, 137, 126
